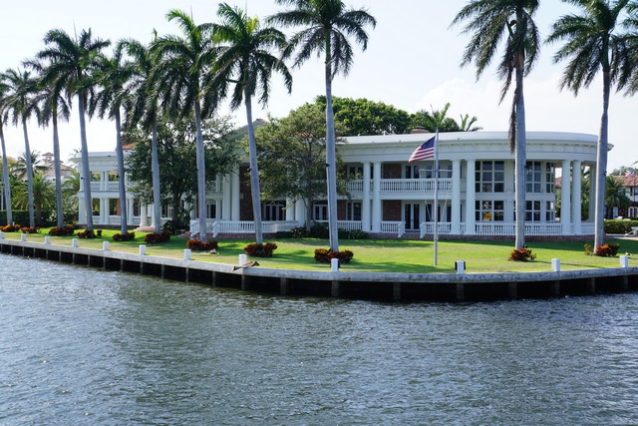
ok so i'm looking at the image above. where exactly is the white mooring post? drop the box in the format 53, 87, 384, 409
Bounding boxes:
455, 260, 465, 274
552, 258, 561, 272
331, 258, 340, 272
138, 244, 146, 256
620, 255, 629, 269
238, 254, 247, 266
20, 233, 27, 242
102, 241, 110, 251
183, 249, 192, 261
71, 238, 78, 249
44, 236, 51, 245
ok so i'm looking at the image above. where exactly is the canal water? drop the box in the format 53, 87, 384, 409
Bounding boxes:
1, 254, 637, 424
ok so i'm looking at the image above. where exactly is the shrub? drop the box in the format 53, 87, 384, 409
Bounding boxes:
604, 220, 638, 234
1, 224, 21, 233
187, 239, 218, 252
20, 226, 39, 234
290, 226, 308, 239
314, 248, 354, 264
309, 223, 329, 238
595, 243, 620, 257
244, 242, 277, 257
584, 243, 594, 256
113, 232, 136, 242
339, 229, 370, 240
144, 231, 171, 244
509, 247, 536, 262
49, 225, 75, 236
76, 229, 98, 239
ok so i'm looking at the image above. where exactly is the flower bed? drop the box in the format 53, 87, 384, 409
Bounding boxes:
20, 227, 39, 234
113, 232, 136, 242
244, 242, 277, 257
509, 247, 536, 262
314, 248, 354, 264
594, 243, 620, 257
187, 239, 218, 252
76, 229, 101, 239
2, 224, 21, 233
144, 232, 171, 244
49, 225, 75, 236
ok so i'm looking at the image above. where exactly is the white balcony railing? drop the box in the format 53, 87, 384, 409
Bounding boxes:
381, 221, 405, 238
346, 178, 453, 195
190, 220, 301, 237
419, 222, 453, 238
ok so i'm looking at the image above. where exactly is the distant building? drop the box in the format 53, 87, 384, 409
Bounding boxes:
79, 131, 600, 237
41, 152, 75, 182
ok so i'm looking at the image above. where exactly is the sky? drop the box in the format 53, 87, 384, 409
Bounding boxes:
0, 0, 635, 170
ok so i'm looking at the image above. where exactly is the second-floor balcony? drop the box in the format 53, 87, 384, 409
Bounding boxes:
346, 178, 453, 196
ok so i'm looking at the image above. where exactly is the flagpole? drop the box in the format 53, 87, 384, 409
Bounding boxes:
433, 129, 440, 267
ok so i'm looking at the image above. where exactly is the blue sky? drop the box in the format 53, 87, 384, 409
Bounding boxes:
1, 0, 635, 170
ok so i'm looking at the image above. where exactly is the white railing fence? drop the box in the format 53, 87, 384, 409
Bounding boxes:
190, 220, 301, 238
380, 221, 405, 238
419, 222, 453, 239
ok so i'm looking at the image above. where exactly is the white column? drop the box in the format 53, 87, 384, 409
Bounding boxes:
139, 203, 147, 227
150, 203, 156, 229
561, 160, 572, 234
78, 198, 86, 225
126, 198, 133, 226
572, 160, 582, 234
451, 159, 461, 234
221, 174, 232, 220
588, 164, 596, 222
100, 198, 108, 225
362, 162, 371, 232
465, 160, 476, 234
295, 199, 306, 224
231, 169, 240, 221
372, 162, 382, 232
286, 198, 295, 221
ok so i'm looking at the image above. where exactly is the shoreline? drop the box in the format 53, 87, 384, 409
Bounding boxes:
2, 237, 637, 302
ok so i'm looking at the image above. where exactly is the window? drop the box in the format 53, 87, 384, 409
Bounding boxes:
346, 165, 363, 179
404, 165, 420, 179
313, 202, 328, 221
346, 202, 362, 221
546, 201, 556, 222
91, 172, 101, 181
207, 201, 217, 219
92, 199, 100, 216
133, 199, 141, 217
475, 200, 504, 222
525, 200, 541, 222
545, 163, 556, 193
108, 199, 119, 215
161, 202, 170, 218
108, 171, 119, 182
526, 162, 542, 193
262, 201, 286, 221
476, 161, 504, 193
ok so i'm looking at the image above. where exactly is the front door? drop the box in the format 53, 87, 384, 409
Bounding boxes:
404, 203, 421, 231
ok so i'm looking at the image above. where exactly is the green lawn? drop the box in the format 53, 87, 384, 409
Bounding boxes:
5, 228, 638, 274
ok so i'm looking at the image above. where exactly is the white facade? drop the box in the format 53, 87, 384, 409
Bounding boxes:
79, 131, 599, 237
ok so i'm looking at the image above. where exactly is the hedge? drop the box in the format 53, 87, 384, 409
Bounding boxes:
604, 220, 638, 234
0, 210, 53, 226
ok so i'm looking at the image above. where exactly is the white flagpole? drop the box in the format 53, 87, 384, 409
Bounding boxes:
433, 129, 440, 267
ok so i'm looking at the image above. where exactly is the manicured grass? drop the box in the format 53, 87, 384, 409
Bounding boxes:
5, 228, 638, 274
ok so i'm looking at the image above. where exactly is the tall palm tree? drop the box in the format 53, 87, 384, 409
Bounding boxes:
547, 0, 632, 248
0, 77, 14, 225
27, 60, 71, 228
459, 114, 482, 132
91, 43, 134, 234
269, 0, 376, 252
36, 29, 110, 230
3, 68, 40, 228
122, 38, 164, 234
452, 0, 540, 250
13, 171, 54, 226
212, 3, 292, 244
152, 10, 219, 240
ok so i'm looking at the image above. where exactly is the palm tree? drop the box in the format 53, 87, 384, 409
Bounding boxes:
269, 0, 376, 252
459, 114, 482, 132
13, 171, 54, 226
3, 68, 40, 228
27, 60, 71, 228
547, 0, 632, 248
452, 0, 540, 250
0, 77, 14, 225
122, 38, 164, 235
152, 10, 219, 240
36, 29, 110, 230
91, 43, 134, 234
212, 3, 292, 244
605, 175, 630, 218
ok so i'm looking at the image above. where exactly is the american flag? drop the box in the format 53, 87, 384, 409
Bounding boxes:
408, 137, 436, 163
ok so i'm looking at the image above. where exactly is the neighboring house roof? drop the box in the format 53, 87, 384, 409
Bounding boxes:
615, 175, 638, 188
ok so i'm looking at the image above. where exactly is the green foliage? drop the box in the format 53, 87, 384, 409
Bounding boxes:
48, 225, 75, 236
0, 210, 49, 227
112, 232, 135, 242
126, 115, 241, 221
77, 229, 101, 239
604, 220, 638, 234
314, 96, 410, 135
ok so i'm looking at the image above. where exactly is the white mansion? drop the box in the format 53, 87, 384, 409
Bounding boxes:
78, 131, 599, 238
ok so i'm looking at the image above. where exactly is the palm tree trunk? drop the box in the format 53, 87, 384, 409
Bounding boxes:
324, 35, 340, 252
78, 93, 94, 230
114, 110, 128, 234
151, 124, 162, 234
245, 94, 263, 244
193, 101, 208, 240
594, 71, 610, 248
0, 125, 13, 225
514, 64, 527, 250
52, 115, 64, 228
22, 119, 35, 228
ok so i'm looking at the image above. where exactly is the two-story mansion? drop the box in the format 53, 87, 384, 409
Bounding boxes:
78, 131, 599, 238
